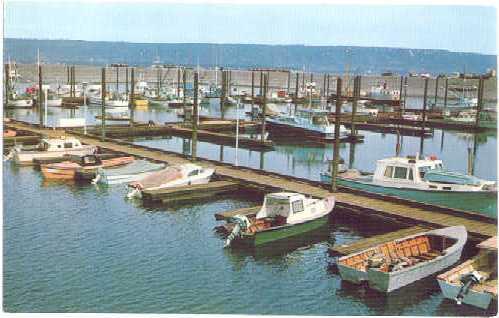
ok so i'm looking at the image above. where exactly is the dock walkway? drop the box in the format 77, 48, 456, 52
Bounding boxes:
6, 120, 497, 240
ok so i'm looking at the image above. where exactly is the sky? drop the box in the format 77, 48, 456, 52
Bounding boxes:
3, 1, 497, 55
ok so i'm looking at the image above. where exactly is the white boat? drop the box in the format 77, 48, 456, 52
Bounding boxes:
92, 160, 166, 185
449, 110, 477, 123
337, 226, 468, 293
126, 163, 215, 198
368, 82, 400, 100
7, 98, 33, 108
10, 137, 97, 165
437, 236, 497, 309
223, 192, 335, 247
88, 96, 129, 108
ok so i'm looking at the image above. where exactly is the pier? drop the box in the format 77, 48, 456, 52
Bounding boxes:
6, 119, 497, 241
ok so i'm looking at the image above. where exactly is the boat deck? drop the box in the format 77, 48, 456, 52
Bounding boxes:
5, 120, 497, 241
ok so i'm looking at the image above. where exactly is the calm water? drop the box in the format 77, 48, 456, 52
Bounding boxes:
3, 162, 496, 315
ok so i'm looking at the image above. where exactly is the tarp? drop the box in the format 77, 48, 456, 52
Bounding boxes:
424, 169, 482, 186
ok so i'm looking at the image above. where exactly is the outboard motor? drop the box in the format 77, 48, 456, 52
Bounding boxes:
224, 215, 250, 248
455, 271, 484, 305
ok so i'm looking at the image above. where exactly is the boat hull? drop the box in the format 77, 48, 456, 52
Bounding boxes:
437, 279, 494, 310
237, 214, 329, 247
320, 174, 497, 218
7, 99, 33, 108
13, 147, 96, 165
41, 167, 76, 179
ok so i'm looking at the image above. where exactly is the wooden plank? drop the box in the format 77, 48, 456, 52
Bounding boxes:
214, 206, 261, 221
329, 225, 431, 256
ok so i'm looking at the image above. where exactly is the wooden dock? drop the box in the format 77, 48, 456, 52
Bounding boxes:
3, 135, 41, 146
142, 180, 239, 204
328, 225, 431, 256
5, 120, 497, 241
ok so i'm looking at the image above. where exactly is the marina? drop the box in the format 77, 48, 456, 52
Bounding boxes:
2, 2, 498, 316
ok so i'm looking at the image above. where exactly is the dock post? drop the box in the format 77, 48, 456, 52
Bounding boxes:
443, 76, 448, 111
310, 72, 313, 83
67, 65, 70, 85
475, 76, 484, 128
287, 71, 291, 94
326, 74, 330, 108
294, 72, 299, 113
38, 64, 43, 127
251, 70, 255, 118
220, 70, 226, 120
259, 71, 263, 96
182, 67, 187, 122
192, 71, 199, 161
157, 67, 161, 97
101, 67, 106, 140
261, 73, 268, 143
4, 63, 10, 108
322, 74, 327, 98
129, 67, 135, 127
419, 77, 429, 158
331, 77, 342, 193
399, 75, 404, 112
403, 77, 408, 113
433, 76, 439, 111
301, 71, 305, 92
177, 67, 181, 98
125, 67, 129, 97
116, 65, 119, 94
351, 75, 359, 137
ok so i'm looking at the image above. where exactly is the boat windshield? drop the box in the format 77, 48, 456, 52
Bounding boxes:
418, 166, 433, 178
264, 197, 291, 217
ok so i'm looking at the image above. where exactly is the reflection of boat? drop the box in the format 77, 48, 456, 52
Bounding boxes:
337, 226, 467, 293
437, 236, 497, 310
41, 154, 134, 179
223, 192, 335, 247
11, 137, 97, 165
127, 163, 215, 198
92, 159, 165, 185
320, 155, 497, 217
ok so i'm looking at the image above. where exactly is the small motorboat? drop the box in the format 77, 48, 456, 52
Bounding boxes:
437, 236, 497, 309
10, 137, 97, 165
41, 154, 134, 179
4, 129, 17, 137
92, 159, 166, 185
222, 192, 335, 247
337, 226, 467, 293
126, 163, 215, 199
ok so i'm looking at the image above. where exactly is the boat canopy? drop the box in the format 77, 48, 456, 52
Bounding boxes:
423, 169, 482, 186
256, 192, 306, 219
101, 160, 165, 176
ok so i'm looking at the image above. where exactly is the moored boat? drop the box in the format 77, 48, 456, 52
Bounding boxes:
437, 236, 497, 309
337, 226, 468, 293
10, 137, 97, 165
222, 192, 335, 247
126, 163, 215, 198
92, 159, 166, 185
41, 154, 134, 179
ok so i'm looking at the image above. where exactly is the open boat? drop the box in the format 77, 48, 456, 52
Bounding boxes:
320, 155, 497, 217
223, 192, 335, 247
41, 154, 134, 179
126, 163, 215, 198
337, 226, 467, 293
437, 236, 497, 309
10, 137, 97, 165
4, 129, 17, 137
92, 159, 166, 185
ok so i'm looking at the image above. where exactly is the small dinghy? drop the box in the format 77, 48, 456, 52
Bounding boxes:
92, 159, 166, 185
126, 163, 215, 199
437, 236, 497, 309
223, 192, 335, 247
337, 226, 467, 293
41, 154, 134, 179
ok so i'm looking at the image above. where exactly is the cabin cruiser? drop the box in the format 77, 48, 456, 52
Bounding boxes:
10, 137, 97, 165
221, 192, 335, 247
127, 163, 215, 199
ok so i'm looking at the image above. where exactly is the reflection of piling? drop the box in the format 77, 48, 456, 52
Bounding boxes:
38, 65, 43, 127
348, 142, 356, 169
192, 72, 199, 161
419, 77, 429, 157
129, 68, 135, 127
467, 147, 474, 176
101, 67, 106, 140
331, 77, 342, 193
261, 73, 268, 143
475, 76, 484, 128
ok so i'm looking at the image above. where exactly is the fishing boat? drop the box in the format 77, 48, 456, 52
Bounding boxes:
266, 109, 349, 142
10, 137, 97, 165
337, 226, 468, 293
320, 155, 497, 217
92, 159, 166, 185
437, 236, 497, 309
223, 192, 336, 247
41, 155, 134, 179
126, 163, 215, 199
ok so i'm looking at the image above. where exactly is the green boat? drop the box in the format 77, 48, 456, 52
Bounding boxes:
320, 156, 497, 218
223, 192, 336, 247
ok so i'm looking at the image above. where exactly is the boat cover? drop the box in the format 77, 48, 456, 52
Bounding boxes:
134, 166, 183, 188
423, 169, 482, 186
102, 160, 165, 176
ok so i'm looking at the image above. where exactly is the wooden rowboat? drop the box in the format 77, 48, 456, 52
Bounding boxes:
41, 155, 134, 179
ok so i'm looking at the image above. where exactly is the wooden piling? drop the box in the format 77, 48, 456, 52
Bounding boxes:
4, 63, 10, 108
67, 65, 70, 85
326, 74, 330, 107
101, 67, 106, 140
403, 77, 408, 113
475, 76, 484, 128
351, 75, 359, 136
322, 74, 327, 98
182, 67, 187, 121
294, 72, 299, 113
331, 77, 342, 192
287, 71, 291, 94
125, 67, 129, 96
433, 76, 439, 111
38, 64, 43, 127
116, 66, 119, 93
177, 67, 181, 98
443, 76, 448, 110
259, 71, 263, 96
192, 71, 199, 161
399, 76, 404, 111
130, 67, 135, 127
220, 70, 226, 120
261, 73, 268, 143
419, 77, 429, 157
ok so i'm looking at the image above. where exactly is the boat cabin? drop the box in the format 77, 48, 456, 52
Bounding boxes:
39, 138, 85, 152
373, 156, 443, 185
256, 192, 307, 221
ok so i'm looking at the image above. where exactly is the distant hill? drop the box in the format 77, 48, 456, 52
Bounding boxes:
4, 38, 496, 75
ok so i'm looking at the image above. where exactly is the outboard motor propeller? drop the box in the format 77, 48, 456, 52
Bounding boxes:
455, 271, 484, 305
